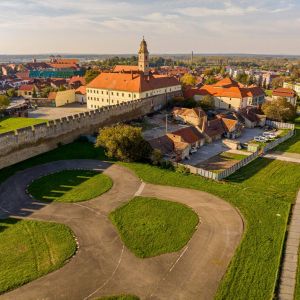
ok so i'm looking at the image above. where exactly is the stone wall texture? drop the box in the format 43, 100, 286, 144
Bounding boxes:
0, 93, 176, 169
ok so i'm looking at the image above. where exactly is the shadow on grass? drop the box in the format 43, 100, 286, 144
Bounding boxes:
0, 218, 20, 233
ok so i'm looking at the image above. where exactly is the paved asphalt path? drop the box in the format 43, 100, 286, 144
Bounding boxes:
0, 160, 243, 300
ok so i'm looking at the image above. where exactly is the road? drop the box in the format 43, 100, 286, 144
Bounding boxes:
0, 160, 243, 300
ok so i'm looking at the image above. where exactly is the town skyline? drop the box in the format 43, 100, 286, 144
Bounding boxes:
1, 0, 300, 55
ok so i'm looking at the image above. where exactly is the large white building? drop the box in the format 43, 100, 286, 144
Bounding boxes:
86, 38, 182, 109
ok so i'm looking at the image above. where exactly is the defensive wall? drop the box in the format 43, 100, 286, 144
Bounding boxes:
0, 93, 177, 169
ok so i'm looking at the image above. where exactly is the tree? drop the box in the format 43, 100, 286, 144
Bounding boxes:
236, 73, 249, 85
200, 95, 214, 110
204, 76, 218, 85
262, 98, 296, 122
6, 88, 16, 98
271, 77, 284, 89
0, 95, 10, 112
96, 124, 152, 162
85, 69, 100, 84
180, 73, 196, 87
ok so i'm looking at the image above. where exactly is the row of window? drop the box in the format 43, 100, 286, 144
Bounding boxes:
88, 98, 120, 104
87, 89, 136, 98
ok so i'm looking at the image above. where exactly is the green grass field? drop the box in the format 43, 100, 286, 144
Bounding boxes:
219, 151, 248, 161
97, 296, 139, 300
0, 218, 76, 294
28, 170, 112, 203
0, 117, 48, 134
275, 117, 300, 153
110, 196, 199, 258
122, 158, 300, 299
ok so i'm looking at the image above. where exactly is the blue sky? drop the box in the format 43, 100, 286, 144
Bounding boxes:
0, 0, 299, 55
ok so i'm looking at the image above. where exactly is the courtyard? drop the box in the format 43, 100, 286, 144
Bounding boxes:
28, 103, 90, 120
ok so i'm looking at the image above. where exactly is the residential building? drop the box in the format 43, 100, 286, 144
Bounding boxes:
272, 88, 297, 106
172, 107, 207, 127
17, 84, 38, 99
48, 89, 75, 107
201, 119, 225, 142
196, 78, 265, 110
283, 82, 300, 98
86, 38, 182, 109
238, 107, 266, 128
75, 86, 86, 104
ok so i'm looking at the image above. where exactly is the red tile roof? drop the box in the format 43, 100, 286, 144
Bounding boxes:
170, 126, 205, 144
113, 65, 139, 72
19, 84, 35, 91
87, 73, 180, 93
272, 88, 296, 98
204, 119, 226, 137
75, 86, 86, 95
198, 77, 264, 99
173, 107, 206, 118
69, 76, 86, 85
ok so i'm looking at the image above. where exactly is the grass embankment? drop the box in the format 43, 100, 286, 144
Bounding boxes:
97, 296, 139, 300
219, 152, 248, 161
28, 170, 112, 203
0, 140, 106, 185
0, 218, 76, 294
0, 117, 48, 134
122, 159, 300, 299
110, 196, 198, 258
275, 117, 300, 153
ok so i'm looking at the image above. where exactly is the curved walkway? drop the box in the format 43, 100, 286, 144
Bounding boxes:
0, 160, 243, 300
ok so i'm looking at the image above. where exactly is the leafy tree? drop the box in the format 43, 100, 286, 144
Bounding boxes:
180, 74, 196, 87
96, 124, 152, 162
200, 95, 214, 110
204, 68, 214, 76
271, 77, 284, 89
171, 96, 197, 108
236, 73, 249, 85
6, 88, 16, 98
0, 95, 10, 112
205, 76, 218, 85
150, 149, 162, 165
40, 86, 54, 98
58, 86, 66, 91
85, 69, 100, 84
262, 98, 296, 122
32, 88, 37, 98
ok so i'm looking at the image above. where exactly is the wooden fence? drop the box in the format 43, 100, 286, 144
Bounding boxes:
265, 120, 295, 130
177, 121, 295, 181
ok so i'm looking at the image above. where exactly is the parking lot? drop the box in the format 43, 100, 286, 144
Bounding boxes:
187, 128, 265, 166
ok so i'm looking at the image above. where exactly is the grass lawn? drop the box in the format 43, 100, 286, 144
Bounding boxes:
219, 151, 248, 161
110, 196, 198, 258
122, 158, 300, 299
0, 218, 76, 294
0, 117, 47, 134
97, 296, 139, 300
28, 170, 112, 203
275, 117, 300, 153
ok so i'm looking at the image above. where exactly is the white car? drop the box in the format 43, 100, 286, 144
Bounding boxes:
254, 136, 265, 142
190, 147, 198, 153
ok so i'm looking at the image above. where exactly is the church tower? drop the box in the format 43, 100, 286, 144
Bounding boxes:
138, 37, 150, 75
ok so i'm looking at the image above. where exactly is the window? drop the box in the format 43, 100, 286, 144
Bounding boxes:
134, 94, 136, 98
111, 92, 114, 95
122, 93, 124, 97
102, 91, 103, 94
106, 91, 108, 95
117, 92, 119, 96
129, 94, 131, 97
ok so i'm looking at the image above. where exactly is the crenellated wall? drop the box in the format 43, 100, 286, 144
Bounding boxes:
0, 93, 178, 169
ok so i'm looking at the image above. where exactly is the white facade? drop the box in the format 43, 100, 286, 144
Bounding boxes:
86, 85, 181, 109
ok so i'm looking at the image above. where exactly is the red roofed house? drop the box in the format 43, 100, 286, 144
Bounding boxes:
272, 88, 297, 106
194, 78, 265, 110
86, 38, 182, 109
75, 86, 86, 104
172, 107, 207, 127
69, 76, 86, 89
18, 84, 38, 99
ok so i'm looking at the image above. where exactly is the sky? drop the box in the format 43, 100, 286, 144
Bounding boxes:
0, 0, 300, 55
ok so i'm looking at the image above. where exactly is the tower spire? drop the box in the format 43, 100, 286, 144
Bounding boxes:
138, 37, 149, 76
